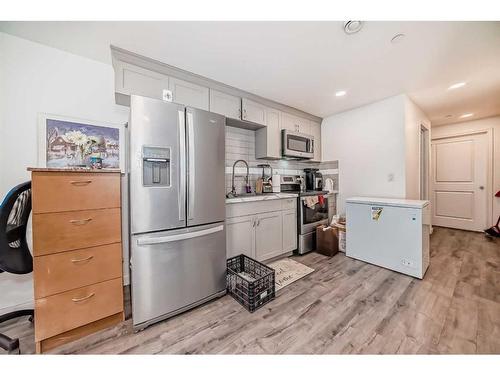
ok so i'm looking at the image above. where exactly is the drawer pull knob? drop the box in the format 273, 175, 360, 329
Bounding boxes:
71, 293, 95, 303
69, 218, 93, 225
71, 255, 94, 263
70, 180, 93, 185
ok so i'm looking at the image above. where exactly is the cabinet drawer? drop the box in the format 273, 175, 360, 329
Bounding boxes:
226, 199, 282, 218
32, 172, 121, 213
281, 198, 297, 211
33, 208, 121, 256
35, 278, 123, 341
34, 243, 122, 298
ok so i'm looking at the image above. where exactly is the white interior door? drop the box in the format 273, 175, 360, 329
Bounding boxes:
431, 132, 490, 231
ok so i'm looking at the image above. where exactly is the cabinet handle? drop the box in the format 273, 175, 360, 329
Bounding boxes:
71, 293, 95, 303
69, 218, 93, 225
71, 255, 94, 263
256, 219, 260, 226
70, 180, 92, 186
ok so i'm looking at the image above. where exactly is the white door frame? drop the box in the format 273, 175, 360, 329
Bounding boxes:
431, 128, 494, 228
419, 124, 431, 201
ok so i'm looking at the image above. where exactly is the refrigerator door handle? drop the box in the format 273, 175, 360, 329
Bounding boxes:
187, 110, 195, 220
178, 110, 186, 221
136, 225, 224, 246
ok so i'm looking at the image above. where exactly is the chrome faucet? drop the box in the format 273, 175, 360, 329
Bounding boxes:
228, 159, 250, 198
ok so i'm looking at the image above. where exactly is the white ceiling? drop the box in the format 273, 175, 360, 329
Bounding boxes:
1, 21, 499, 125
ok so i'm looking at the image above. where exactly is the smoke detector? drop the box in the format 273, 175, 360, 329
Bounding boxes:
344, 21, 363, 34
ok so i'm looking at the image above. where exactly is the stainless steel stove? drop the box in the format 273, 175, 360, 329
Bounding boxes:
280, 175, 335, 254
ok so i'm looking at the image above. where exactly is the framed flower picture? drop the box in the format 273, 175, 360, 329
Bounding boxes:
37, 113, 125, 171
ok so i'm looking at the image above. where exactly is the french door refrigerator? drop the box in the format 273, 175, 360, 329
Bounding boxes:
129, 95, 226, 330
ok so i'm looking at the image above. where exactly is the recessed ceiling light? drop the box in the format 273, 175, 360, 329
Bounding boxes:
335, 90, 347, 97
343, 21, 363, 35
460, 113, 474, 118
448, 82, 467, 90
391, 33, 406, 44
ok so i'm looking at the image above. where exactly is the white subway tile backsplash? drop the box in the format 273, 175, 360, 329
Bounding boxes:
224, 126, 339, 195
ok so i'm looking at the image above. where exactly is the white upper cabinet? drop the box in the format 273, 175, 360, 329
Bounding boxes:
309, 120, 322, 162
241, 98, 266, 126
116, 62, 169, 100
255, 107, 281, 159
168, 77, 209, 111
281, 112, 311, 135
209, 89, 241, 119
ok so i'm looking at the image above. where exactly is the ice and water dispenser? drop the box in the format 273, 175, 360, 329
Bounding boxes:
142, 146, 170, 187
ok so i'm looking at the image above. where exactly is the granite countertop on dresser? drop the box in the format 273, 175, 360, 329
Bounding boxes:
27, 167, 122, 173
225, 193, 299, 204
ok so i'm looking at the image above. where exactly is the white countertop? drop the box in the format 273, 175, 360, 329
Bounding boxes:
226, 193, 298, 204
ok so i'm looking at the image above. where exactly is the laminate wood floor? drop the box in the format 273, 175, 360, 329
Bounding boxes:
1, 227, 499, 354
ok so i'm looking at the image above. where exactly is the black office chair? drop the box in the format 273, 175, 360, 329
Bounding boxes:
0, 181, 33, 354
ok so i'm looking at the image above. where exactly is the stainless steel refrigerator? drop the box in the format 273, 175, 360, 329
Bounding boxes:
129, 95, 226, 331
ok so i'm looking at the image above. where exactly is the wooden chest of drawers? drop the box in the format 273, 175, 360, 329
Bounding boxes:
29, 169, 124, 353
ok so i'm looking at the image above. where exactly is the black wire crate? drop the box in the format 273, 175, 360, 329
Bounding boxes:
226, 254, 276, 312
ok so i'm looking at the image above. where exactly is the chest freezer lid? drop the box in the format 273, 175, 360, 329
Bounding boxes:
346, 196, 430, 209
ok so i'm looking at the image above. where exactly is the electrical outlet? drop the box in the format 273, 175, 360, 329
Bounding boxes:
162, 89, 173, 102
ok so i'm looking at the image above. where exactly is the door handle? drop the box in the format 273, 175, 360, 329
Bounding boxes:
187, 111, 195, 220
479, 186, 485, 190
71, 255, 94, 263
71, 293, 95, 303
69, 218, 92, 225
137, 225, 223, 246
70, 180, 92, 186
178, 110, 186, 221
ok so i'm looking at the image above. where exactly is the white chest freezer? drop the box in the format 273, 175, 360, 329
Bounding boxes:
346, 197, 431, 279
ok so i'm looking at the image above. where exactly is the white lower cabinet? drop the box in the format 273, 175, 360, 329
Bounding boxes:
282, 209, 298, 252
226, 199, 297, 261
226, 215, 255, 259
255, 211, 283, 261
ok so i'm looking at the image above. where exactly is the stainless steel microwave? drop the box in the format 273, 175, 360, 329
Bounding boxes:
281, 129, 314, 159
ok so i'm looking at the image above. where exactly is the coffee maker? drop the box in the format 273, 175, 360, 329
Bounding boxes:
304, 168, 323, 191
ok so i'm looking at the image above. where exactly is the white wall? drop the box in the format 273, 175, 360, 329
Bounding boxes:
321, 95, 407, 214
404, 97, 431, 199
432, 116, 500, 225
0, 32, 129, 313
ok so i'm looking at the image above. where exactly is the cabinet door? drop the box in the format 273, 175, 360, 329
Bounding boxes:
209, 89, 241, 119
281, 112, 299, 132
255, 107, 281, 159
169, 77, 209, 110
281, 112, 310, 134
282, 209, 297, 252
255, 211, 283, 261
226, 215, 255, 259
242, 98, 266, 125
297, 117, 311, 135
310, 121, 322, 162
116, 62, 169, 100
